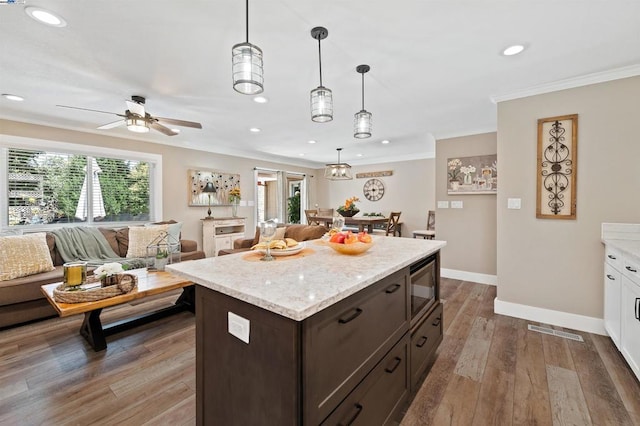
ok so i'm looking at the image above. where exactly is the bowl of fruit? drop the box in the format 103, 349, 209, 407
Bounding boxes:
326, 231, 373, 255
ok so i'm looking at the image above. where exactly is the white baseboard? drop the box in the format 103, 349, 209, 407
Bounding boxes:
440, 268, 497, 286
494, 298, 607, 336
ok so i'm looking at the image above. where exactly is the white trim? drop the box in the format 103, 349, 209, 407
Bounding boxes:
490, 64, 640, 103
434, 127, 497, 141
441, 268, 497, 285
494, 298, 607, 336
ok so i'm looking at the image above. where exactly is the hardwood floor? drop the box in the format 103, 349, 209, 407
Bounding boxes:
1, 279, 638, 425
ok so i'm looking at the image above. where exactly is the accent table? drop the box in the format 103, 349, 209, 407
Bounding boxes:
41, 270, 194, 351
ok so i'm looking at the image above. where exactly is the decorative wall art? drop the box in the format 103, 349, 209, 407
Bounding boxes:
188, 169, 241, 206
447, 154, 497, 195
536, 114, 578, 219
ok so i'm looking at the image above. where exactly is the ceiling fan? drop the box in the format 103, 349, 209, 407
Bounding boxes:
57, 95, 202, 136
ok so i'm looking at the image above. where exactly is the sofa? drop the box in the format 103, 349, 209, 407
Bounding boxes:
218, 224, 328, 256
0, 223, 205, 329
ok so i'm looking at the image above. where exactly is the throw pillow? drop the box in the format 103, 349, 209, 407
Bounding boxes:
0, 233, 55, 281
126, 224, 169, 258
259, 226, 286, 243
145, 221, 182, 252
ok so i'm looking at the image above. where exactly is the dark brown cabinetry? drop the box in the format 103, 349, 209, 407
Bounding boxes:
195, 252, 441, 425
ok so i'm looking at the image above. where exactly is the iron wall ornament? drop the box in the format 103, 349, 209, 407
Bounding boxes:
536, 114, 578, 219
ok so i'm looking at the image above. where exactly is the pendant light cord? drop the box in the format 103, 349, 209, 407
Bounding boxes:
318, 38, 323, 87
361, 72, 365, 110
245, 0, 249, 43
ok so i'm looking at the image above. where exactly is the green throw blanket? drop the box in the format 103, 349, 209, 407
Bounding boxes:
50, 227, 147, 268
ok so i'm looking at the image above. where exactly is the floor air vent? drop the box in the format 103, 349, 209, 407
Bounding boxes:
527, 324, 584, 342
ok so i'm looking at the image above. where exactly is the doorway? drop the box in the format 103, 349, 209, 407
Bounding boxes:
254, 169, 307, 225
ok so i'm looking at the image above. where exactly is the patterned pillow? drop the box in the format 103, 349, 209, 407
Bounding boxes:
0, 233, 55, 281
126, 224, 169, 258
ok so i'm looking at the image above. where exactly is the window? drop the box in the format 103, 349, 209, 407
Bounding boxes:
1, 136, 162, 229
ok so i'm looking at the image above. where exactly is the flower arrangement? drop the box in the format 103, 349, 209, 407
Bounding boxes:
447, 158, 462, 182
337, 196, 360, 217
229, 187, 241, 204
460, 165, 476, 177
94, 262, 124, 279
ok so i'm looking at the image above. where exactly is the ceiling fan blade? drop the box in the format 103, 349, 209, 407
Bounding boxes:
56, 105, 124, 116
155, 116, 203, 129
126, 100, 145, 117
97, 119, 126, 130
150, 121, 179, 136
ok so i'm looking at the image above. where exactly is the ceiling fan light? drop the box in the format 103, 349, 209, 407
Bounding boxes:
126, 116, 149, 133
311, 86, 333, 123
354, 110, 372, 139
232, 42, 264, 95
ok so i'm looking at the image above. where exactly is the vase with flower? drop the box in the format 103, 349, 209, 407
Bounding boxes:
94, 262, 125, 287
337, 196, 360, 217
229, 187, 241, 217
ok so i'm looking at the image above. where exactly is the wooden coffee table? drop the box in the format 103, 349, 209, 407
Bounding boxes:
41, 270, 194, 351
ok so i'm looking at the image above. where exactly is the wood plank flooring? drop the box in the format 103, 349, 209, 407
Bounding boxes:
1, 279, 638, 425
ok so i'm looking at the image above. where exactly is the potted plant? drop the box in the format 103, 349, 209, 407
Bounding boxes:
94, 262, 125, 287
337, 196, 360, 217
154, 249, 169, 271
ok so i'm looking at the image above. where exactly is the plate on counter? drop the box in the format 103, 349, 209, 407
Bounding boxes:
257, 242, 305, 257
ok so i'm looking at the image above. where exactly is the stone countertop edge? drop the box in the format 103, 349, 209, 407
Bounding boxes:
167, 237, 447, 321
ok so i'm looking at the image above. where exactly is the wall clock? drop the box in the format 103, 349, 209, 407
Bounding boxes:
363, 178, 385, 201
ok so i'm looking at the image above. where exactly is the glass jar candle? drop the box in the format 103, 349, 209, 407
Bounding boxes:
63, 262, 87, 287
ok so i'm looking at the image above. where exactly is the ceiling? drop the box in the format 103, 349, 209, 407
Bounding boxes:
1, 1, 639, 168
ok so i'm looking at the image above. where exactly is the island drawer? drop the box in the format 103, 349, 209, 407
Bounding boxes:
321, 335, 409, 426
410, 302, 443, 393
303, 268, 409, 425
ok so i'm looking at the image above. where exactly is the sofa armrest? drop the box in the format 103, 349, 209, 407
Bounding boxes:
234, 238, 255, 249
180, 239, 198, 253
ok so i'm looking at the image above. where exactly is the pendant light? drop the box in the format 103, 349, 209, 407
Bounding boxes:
232, 0, 263, 95
324, 148, 352, 180
354, 64, 372, 138
310, 27, 333, 123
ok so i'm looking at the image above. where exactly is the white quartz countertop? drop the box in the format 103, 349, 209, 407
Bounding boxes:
167, 236, 446, 321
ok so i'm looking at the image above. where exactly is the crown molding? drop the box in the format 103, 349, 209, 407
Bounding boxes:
490, 64, 640, 104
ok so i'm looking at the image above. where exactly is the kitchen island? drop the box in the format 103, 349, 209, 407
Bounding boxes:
168, 236, 446, 425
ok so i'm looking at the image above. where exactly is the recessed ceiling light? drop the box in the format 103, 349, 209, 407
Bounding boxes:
308, 140, 316, 144
381, 140, 390, 144
502, 44, 525, 56
2, 94, 24, 102
25, 6, 67, 27
171, 128, 181, 134
253, 96, 268, 104
249, 127, 261, 133
299, 153, 305, 156
356, 153, 363, 157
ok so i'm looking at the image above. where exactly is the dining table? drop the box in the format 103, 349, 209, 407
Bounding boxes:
312, 215, 390, 233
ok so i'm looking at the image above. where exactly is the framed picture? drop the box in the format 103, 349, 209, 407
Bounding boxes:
188, 169, 240, 206
536, 114, 578, 219
447, 154, 497, 195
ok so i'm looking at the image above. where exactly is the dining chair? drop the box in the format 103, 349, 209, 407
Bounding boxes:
317, 208, 334, 217
304, 209, 319, 225
385, 211, 402, 237
412, 210, 435, 239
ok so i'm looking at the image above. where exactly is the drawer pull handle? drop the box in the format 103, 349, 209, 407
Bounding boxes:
339, 403, 363, 426
606, 274, 616, 280
626, 266, 638, 273
416, 336, 428, 348
636, 298, 640, 321
432, 317, 442, 327
385, 283, 401, 294
385, 356, 402, 373
338, 308, 363, 324
608, 254, 617, 260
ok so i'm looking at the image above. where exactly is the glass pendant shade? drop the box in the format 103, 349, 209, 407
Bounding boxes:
126, 116, 149, 133
354, 110, 372, 138
311, 86, 333, 123
232, 42, 264, 95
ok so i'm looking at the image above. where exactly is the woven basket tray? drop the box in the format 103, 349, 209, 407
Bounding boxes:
53, 273, 138, 304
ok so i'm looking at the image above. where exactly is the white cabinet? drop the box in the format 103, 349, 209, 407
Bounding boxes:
202, 217, 246, 257
620, 255, 640, 379
604, 246, 622, 348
